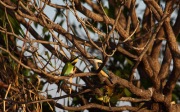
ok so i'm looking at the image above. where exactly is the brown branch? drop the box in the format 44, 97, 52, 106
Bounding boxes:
73, 0, 129, 39
117, 46, 138, 60
0, 88, 140, 111
158, 44, 171, 83
85, 0, 103, 14
0, 81, 19, 92
161, 1, 180, 110
173, 8, 180, 36
110, 72, 153, 99
2, 4, 105, 99
54, 103, 139, 111
144, 0, 162, 21
119, 97, 151, 103
130, 0, 141, 37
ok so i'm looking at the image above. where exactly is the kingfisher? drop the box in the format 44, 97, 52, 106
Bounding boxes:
89, 57, 110, 78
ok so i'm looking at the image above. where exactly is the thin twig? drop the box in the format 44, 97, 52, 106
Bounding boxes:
3, 84, 11, 111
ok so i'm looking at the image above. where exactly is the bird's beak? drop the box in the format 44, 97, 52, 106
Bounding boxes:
88, 58, 103, 64
71, 57, 79, 64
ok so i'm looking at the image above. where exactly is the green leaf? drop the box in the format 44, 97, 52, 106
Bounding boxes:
172, 93, 178, 102
42, 27, 48, 34
22, 69, 30, 76
34, 22, 38, 28
124, 88, 132, 97
59, 20, 64, 26
115, 69, 121, 76
126, 58, 134, 66
45, 51, 50, 58
44, 34, 51, 41
8, 15, 25, 36
110, 93, 123, 104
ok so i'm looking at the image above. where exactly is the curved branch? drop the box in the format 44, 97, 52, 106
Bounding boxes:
73, 0, 129, 39
54, 103, 139, 111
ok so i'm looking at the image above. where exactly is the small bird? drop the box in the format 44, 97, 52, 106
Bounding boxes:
89, 57, 110, 78
57, 57, 78, 93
